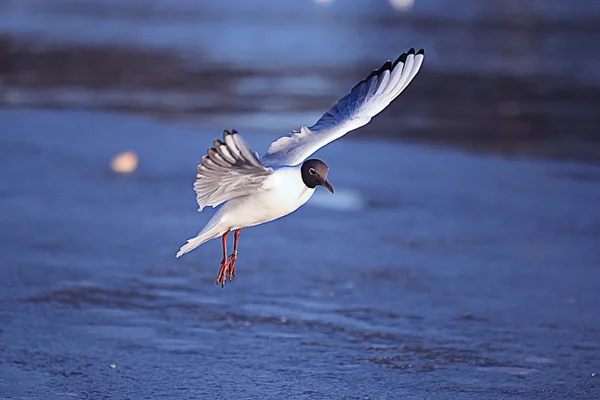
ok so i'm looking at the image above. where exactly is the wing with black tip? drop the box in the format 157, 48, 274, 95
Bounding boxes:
262, 48, 425, 167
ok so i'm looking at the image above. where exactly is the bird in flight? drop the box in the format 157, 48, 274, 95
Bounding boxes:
176, 48, 425, 287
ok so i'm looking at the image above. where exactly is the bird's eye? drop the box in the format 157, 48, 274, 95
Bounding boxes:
309, 168, 316, 175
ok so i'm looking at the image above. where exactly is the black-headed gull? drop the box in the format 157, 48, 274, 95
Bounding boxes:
176, 48, 425, 287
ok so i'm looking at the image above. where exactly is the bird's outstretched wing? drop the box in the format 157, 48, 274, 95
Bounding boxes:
262, 48, 425, 167
194, 130, 273, 211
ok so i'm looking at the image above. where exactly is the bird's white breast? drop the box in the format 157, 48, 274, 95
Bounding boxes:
219, 166, 314, 229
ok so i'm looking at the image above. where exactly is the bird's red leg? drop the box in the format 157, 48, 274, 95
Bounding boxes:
216, 229, 230, 287
228, 228, 243, 281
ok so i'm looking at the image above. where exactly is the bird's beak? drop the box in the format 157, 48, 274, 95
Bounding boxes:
320, 178, 334, 194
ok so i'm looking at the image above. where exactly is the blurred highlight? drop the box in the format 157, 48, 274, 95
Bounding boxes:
389, 0, 415, 11
110, 151, 139, 174
309, 188, 366, 212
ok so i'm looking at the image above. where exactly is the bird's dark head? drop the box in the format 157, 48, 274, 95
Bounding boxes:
301, 159, 334, 194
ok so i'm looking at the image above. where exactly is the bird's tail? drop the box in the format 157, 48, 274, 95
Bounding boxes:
175, 235, 209, 258
175, 217, 225, 258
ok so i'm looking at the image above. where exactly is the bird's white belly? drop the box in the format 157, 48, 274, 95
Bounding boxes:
218, 168, 315, 229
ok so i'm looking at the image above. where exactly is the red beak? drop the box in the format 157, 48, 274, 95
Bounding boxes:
321, 179, 334, 194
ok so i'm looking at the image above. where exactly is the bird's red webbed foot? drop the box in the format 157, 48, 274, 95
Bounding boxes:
216, 256, 236, 287
215, 228, 243, 288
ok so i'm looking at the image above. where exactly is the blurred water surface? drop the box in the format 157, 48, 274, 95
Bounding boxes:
1, 1, 600, 399
1, 0, 600, 159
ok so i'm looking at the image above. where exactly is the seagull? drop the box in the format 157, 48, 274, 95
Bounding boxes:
176, 48, 425, 287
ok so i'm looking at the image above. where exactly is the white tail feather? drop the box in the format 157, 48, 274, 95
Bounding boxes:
175, 217, 226, 258
176, 235, 209, 258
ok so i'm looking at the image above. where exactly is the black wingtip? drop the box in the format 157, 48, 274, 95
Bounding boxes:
223, 129, 239, 138
350, 48, 424, 92
393, 51, 408, 68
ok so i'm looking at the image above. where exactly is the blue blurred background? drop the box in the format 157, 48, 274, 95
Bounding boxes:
1, 1, 600, 399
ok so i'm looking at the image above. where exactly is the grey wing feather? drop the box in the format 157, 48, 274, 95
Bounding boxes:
194, 130, 273, 211
262, 48, 425, 167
